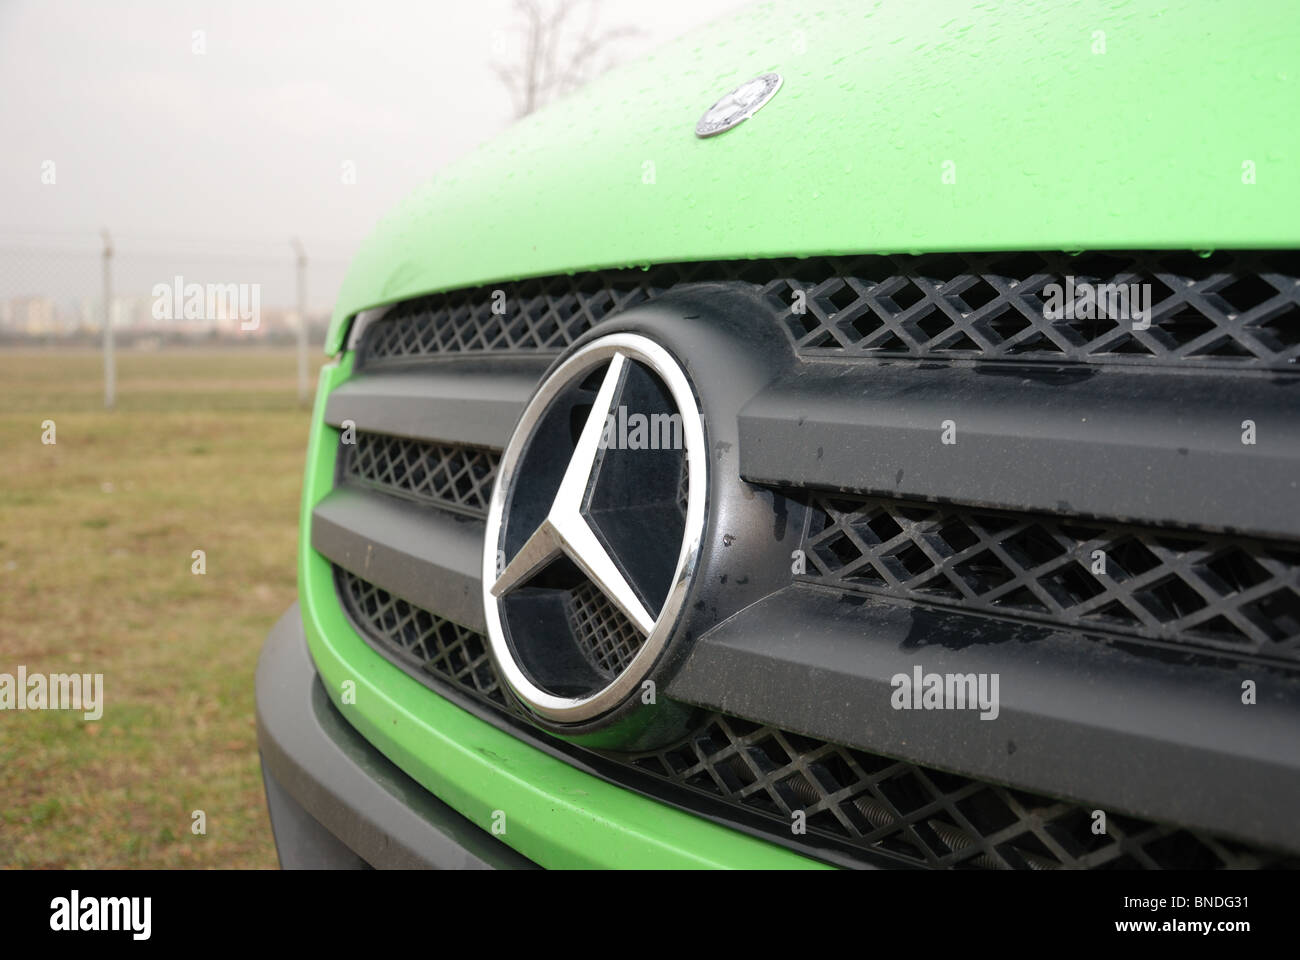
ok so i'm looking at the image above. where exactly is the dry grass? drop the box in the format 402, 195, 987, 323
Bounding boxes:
0, 347, 326, 868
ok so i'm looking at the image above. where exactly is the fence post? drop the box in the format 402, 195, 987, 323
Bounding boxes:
291, 237, 308, 406
101, 228, 115, 409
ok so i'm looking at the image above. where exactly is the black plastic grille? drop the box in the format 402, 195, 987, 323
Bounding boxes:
627, 715, 1292, 870
336, 569, 509, 710
568, 580, 645, 677
343, 431, 499, 518
334, 252, 1300, 868
334, 564, 1294, 870
800, 492, 1300, 668
358, 252, 1300, 372
361, 271, 669, 362
772, 250, 1300, 369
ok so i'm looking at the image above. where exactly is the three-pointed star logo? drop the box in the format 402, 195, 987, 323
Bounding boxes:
489, 352, 656, 635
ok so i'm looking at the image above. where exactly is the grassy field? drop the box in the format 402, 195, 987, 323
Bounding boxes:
0, 347, 327, 868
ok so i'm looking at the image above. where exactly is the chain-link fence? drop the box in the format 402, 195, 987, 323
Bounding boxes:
0, 229, 353, 405
0, 231, 349, 348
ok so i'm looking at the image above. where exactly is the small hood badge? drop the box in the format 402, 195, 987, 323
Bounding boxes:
695, 72, 783, 138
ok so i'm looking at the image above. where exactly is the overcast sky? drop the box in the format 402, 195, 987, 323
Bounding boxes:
0, 0, 744, 307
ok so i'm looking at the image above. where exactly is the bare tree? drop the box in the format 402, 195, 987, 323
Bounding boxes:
493, 0, 640, 119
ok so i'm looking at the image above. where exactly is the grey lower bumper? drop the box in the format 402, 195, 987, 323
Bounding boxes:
255, 603, 535, 869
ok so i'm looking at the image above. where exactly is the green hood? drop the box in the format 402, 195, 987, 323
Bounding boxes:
327, 0, 1300, 353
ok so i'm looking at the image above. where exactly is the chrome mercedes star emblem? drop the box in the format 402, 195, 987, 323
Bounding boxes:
482, 333, 706, 724
695, 72, 783, 137
491, 351, 655, 634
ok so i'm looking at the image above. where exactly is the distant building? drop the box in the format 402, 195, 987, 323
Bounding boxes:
0, 296, 58, 335
1, 292, 327, 343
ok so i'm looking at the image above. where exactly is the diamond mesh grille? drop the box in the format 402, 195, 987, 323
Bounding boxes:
334, 565, 1295, 870
343, 431, 499, 518
567, 580, 645, 677
771, 250, 1300, 368
336, 569, 509, 709
361, 267, 712, 362
800, 493, 1300, 668
359, 252, 1300, 371
627, 715, 1295, 870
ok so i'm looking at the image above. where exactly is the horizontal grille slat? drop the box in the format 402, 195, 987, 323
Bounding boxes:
668, 583, 1300, 854
333, 565, 1297, 870
737, 364, 1300, 542
313, 487, 486, 632
323, 364, 543, 449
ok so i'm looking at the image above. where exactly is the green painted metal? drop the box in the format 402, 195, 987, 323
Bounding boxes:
297, 355, 828, 869
327, 0, 1300, 352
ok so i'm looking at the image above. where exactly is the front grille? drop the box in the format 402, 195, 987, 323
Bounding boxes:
335, 563, 1295, 870
326, 251, 1300, 868
799, 492, 1300, 668
359, 252, 1300, 372
343, 432, 499, 518
337, 569, 510, 709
